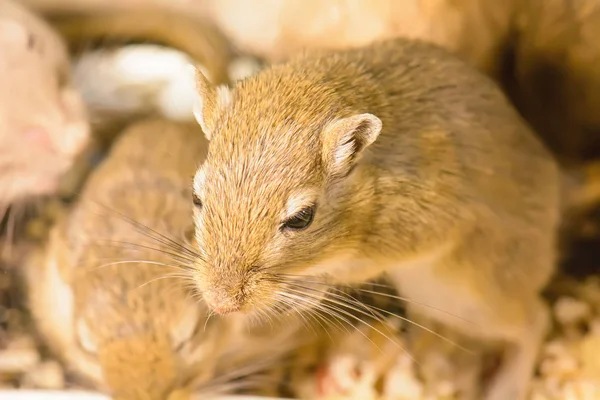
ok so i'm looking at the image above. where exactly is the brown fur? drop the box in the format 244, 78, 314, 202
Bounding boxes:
48, 6, 234, 86
22, 118, 247, 400
191, 38, 560, 400
505, 0, 600, 165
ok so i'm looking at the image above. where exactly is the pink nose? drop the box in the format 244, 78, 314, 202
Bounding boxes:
23, 127, 55, 151
203, 290, 240, 315
22, 123, 90, 157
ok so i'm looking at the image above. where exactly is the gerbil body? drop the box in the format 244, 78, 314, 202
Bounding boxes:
46, 6, 261, 144
48, 6, 234, 86
192, 38, 560, 400
23, 118, 240, 400
0, 0, 90, 204
205, 0, 514, 76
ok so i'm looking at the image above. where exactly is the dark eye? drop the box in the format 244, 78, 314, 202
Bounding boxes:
282, 205, 316, 231
27, 33, 36, 50
192, 193, 203, 208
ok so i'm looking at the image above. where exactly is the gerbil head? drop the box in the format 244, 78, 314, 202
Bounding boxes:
72, 261, 226, 400
66, 202, 228, 400
57, 118, 228, 399
74, 263, 227, 400
191, 68, 382, 316
0, 2, 90, 204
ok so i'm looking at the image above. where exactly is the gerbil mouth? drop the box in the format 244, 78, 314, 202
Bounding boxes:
210, 303, 240, 315
201, 289, 244, 316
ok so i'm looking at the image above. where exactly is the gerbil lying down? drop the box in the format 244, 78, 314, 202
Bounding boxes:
0, 0, 90, 205
22, 118, 283, 400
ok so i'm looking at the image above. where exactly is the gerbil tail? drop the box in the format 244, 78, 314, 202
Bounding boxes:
47, 6, 234, 85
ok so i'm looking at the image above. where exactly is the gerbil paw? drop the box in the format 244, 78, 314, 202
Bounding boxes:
315, 354, 377, 400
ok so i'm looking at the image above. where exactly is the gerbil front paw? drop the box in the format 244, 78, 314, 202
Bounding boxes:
315, 353, 378, 400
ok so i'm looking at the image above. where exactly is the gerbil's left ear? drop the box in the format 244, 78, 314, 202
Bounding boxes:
192, 66, 231, 141
0, 19, 29, 64
322, 113, 382, 178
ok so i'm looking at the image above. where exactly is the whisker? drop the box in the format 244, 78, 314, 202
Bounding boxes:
283, 287, 390, 346
135, 272, 190, 291
89, 200, 202, 260
278, 274, 475, 325
203, 310, 215, 332
279, 278, 473, 355
85, 259, 188, 273
275, 291, 316, 334
94, 239, 196, 268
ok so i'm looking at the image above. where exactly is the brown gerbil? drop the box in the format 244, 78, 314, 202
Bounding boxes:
22, 118, 252, 400
190, 37, 560, 400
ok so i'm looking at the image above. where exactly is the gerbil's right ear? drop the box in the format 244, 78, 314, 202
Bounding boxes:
0, 19, 29, 55
192, 66, 231, 141
321, 113, 382, 178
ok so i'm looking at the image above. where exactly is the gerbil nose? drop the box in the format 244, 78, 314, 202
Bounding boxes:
202, 289, 241, 315
22, 123, 89, 157
23, 127, 55, 151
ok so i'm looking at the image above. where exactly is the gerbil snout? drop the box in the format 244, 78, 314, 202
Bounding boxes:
203, 289, 241, 315
196, 267, 268, 315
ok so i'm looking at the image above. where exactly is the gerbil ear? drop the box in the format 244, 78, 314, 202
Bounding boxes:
322, 113, 382, 178
192, 66, 231, 141
0, 19, 29, 60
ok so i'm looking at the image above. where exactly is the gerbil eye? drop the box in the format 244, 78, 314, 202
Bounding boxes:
27, 33, 36, 50
282, 205, 316, 231
192, 192, 203, 209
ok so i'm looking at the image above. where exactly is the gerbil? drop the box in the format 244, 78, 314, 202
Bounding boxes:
0, 0, 90, 205
45, 6, 261, 145
48, 6, 235, 86
23, 118, 245, 400
203, 0, 513, 77
190, 37, 560, 400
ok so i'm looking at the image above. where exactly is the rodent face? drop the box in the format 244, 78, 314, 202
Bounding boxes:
73, 278, 222, 400
0, 9, 90, 204
66, 199, 227, 398
193, 135, 326, 315
53, 119, 225, 399
192, 71, 382, 316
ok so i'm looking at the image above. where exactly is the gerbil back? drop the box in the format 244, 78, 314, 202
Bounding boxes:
48, 6, 234, 85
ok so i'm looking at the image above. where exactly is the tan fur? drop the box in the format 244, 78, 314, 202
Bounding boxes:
22, 118, 245, 399
205, 0, 515, 76
0, 0, 90, 204
191, 38, 560, 400
48, 6, 234, 85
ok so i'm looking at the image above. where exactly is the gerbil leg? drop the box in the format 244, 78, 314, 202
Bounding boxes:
483, 297, 549, 400
388, 263, 551, 400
